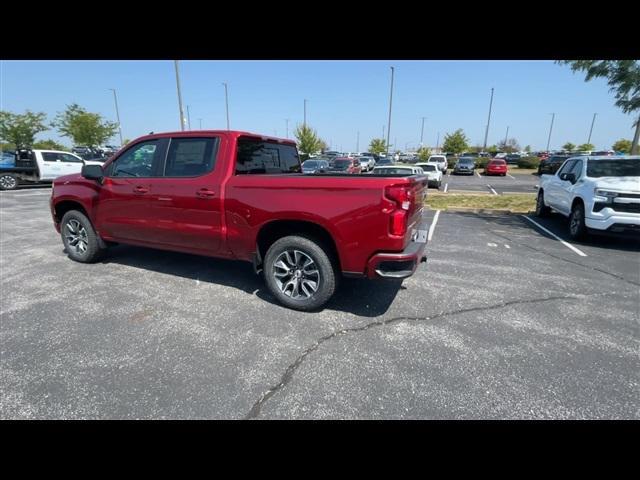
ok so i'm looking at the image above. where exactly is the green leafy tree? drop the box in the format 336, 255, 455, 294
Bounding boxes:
557, 60, 640, 154
562, 142, 576, 151
318, 139, 328, 153
1, 142, 16, 152
577, 143, 595, 151
497, 138, 520, 153
293, 124, 323, 156
416, 146, 431, 161
52, 103, 118, 148
368, 138, 388, 155
524, 145, 531, 152
612, 139, 632, 153
442, 129, 469, 155
123, 138, 131, 145
33, 139, 68, 150
0, 110, 49, 148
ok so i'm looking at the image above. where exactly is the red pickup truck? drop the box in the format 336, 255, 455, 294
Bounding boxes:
50, 130, 429, 311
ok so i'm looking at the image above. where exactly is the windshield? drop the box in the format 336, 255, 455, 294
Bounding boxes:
333, 160, 350, 168
302, 161, 318, 168
458, 159, 474, 165
587, 159, 640, 177
421, 164, 436, 171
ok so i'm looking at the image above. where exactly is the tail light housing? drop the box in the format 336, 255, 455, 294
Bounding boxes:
384, 184, 414, 236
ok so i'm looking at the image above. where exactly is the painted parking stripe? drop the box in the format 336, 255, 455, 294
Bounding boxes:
0, 192, 51, 197
443, 183, 448, 193
475, 170, 481, 177
521, 215, 587, 257
428, 210, 441, 241
487, 185, 498, 195
506, 173, 515, 179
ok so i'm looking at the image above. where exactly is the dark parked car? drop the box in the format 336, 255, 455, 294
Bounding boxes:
327, 157, 362, 174
538, 155, 570, 175
504, 154, 522, 165
301, 159, 329, 174
375, 157, 393, 166
453, 157, 476, 175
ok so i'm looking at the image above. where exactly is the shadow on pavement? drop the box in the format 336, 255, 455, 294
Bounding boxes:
97, 244, 402, 317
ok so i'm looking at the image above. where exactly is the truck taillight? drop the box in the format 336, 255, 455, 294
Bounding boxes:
385, 184, 413, 236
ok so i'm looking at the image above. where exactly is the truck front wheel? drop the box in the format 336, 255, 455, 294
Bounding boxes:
263, 235, 337, 311
60, 210, 106, 263
0, 173, 19, 190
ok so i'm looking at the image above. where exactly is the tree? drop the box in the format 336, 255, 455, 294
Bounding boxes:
52, 103, 118, 147
0, 110, 49, 148
123, 138, 131, 145
441, 129, 469, 155
416, 146, 431, 161
612, 139, 632, 153
318, 139, 328, 153
33, 139, 67, 150
524, 145, 531, 152
293, 123, 322, 156
557, 60, 640, 154
368, 138, 387, 155
577, 143, 595, 151
562, 142, 576, 151
497, 138, 520, 153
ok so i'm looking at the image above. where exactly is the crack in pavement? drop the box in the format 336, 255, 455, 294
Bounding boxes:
487, 219, 640, 288
244, 292, 596, 420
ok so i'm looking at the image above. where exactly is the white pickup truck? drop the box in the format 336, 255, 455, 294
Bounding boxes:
0, 149, 104, 190
536, 155, 640, 239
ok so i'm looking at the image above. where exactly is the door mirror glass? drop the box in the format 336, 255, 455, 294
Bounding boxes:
81, 164, 104, 181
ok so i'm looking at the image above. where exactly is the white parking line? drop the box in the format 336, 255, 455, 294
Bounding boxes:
0, 192, 51, 197
487, 185, 498, 195
428, 210, 441, 241
521, 215, 587, 257
506, 173, 515, 179
443, 183, 448, 193
475, 170, 481, 178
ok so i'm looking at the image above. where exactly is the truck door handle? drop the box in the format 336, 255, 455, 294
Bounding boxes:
196, 188, 216, 199
133, 186, 149, 194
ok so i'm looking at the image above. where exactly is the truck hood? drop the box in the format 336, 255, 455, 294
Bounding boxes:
590, 176, 640, 193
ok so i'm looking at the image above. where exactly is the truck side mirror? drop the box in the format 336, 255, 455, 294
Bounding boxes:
82, 164, 104, 182
560, 172, 576, 183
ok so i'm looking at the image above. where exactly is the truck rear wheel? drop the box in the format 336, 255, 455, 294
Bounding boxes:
263, 235, 337, 311
60, 210, 106, 263
0, 173, 18, 190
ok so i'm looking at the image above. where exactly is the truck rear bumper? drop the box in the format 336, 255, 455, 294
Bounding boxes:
365, 222, 429, 279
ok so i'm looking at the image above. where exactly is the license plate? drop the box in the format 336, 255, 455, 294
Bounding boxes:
415, 229, 428, 243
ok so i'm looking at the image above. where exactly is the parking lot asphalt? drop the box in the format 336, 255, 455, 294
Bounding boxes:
443, 169, 539, 194
1, 188, 638, 419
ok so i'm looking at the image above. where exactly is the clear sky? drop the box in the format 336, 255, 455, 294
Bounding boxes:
1, 60, 635, 151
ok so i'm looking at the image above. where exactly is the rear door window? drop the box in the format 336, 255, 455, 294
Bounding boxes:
42, 152, 60, 162
236, 139, 301, 174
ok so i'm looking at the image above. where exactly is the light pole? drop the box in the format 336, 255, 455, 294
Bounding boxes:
546, 113, 555, 152
386, 66, 395, 156
436, 132, 440, 151
186, 105, 191, 130
356, 131, 360, 152
285, 119, 289, 138
303, 99, 307, 127
198, 118, 202, 129
108, 88, 123, 146
382, 125, 385, 140
174, 60, 186, 131
420, 117, 426, 147
483, 87, 494, 152
222, 83, 230, 130
587, 113, 597, 145
504, 126, 509, 147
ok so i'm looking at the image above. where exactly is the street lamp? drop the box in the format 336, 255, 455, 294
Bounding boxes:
483, 87, 494, 152
386, 66, 395, 156
186, 105, 192, 130
222, 83, 230, 130
303, 99, 307, 127
174, 60, 186, 131
420, 117, 426, 146
198, 118, 202, 129
546, 113, 555, 151
108, 88, 123, 145
587, 113, 597, 145
285, 119, 289, 138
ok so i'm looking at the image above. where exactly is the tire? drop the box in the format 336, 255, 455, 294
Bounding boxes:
535, 190, 550, 217
0, 173, 19, 191
263, 235, 337, 311
437, 180, 442, 189
568, 202, 587, 240
60, 210, 106, 263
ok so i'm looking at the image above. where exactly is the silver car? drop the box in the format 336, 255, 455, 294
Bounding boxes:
301, 159, 329, 174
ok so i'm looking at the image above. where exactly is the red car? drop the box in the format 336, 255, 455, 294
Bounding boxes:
484, 158, 508, 176
50, 130, 428, 311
